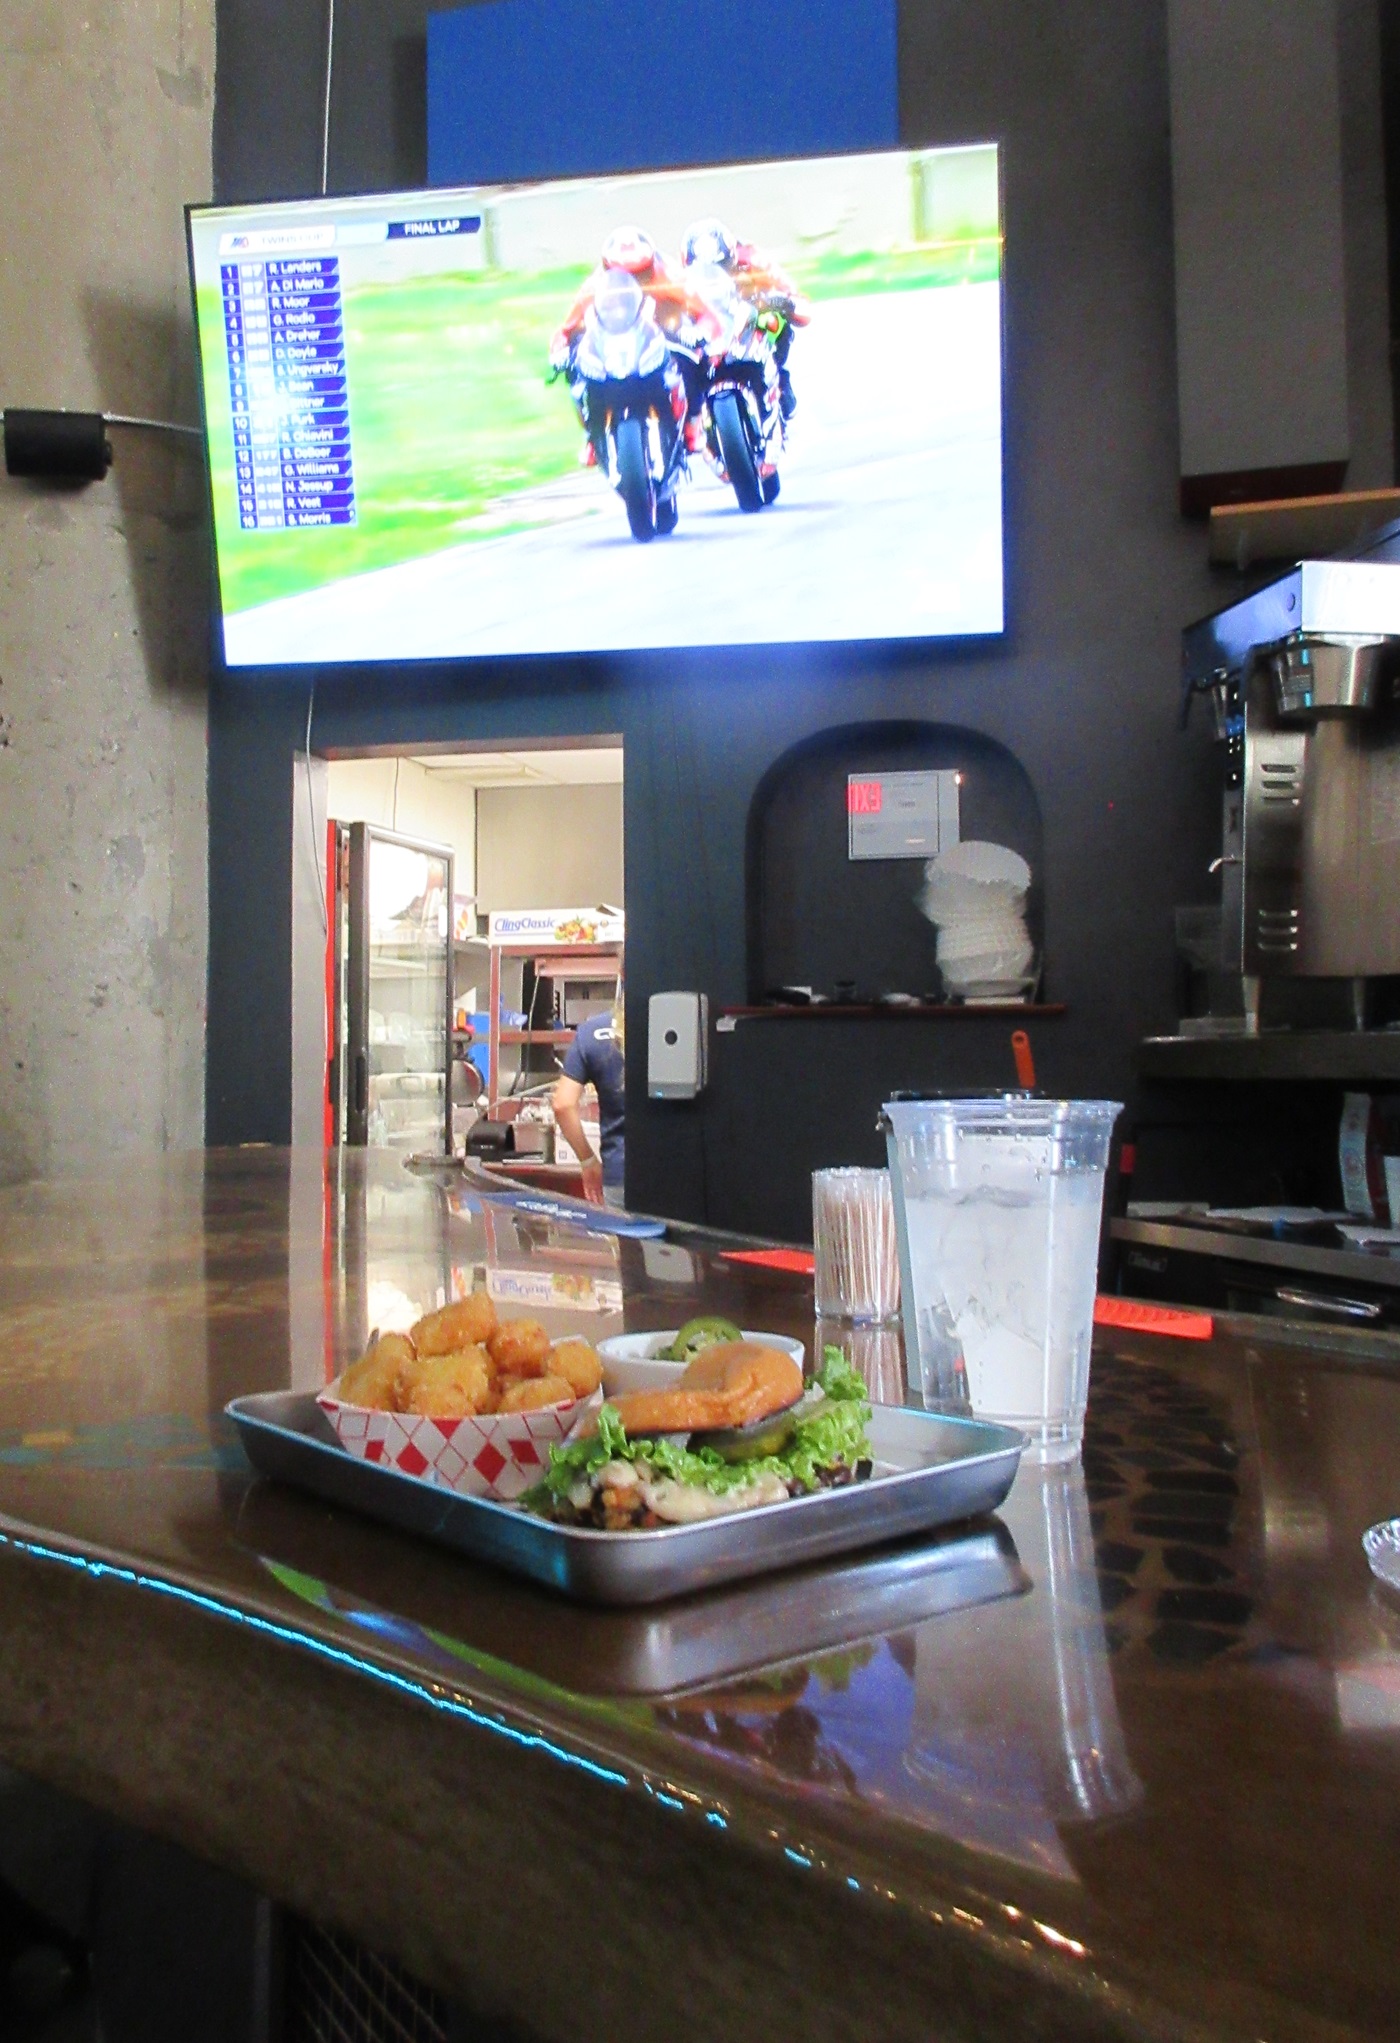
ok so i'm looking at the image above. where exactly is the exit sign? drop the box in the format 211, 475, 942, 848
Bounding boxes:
847, 770, 961, 861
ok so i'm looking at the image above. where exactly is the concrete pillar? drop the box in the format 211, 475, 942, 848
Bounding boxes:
0, 0, 214, 1181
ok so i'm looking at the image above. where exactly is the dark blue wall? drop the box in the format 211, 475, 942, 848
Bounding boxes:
428, 0, 897, 184
209, 0, 1225, 1237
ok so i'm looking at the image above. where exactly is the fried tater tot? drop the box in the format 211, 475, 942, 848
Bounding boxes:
336, 1330, 416, 1410
548, 1338, 603, 1399
498, 1373, 576, 1414
487, 1317, 552, 1377
411, 1293, 497, 1357
397, 1345, 493, 1418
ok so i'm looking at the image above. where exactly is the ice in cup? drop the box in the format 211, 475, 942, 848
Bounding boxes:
881, 1094, 1122, 1462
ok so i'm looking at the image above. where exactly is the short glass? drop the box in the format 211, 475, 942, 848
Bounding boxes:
881, 1094, 1122, 1462
812, 1168, 901, 1325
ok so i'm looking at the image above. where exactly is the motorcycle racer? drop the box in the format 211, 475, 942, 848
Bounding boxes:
550, 227, 721, 459
566, 267, 689, 539
679, 216, 811, 420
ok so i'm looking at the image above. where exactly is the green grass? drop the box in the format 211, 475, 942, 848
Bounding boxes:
201, 237, 1001, 615
793, 237, 1001, 298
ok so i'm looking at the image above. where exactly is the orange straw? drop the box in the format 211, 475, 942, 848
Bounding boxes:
1011, 1029, 1036, 1090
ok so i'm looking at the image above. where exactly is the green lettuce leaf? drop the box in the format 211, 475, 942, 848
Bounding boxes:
523, 1346, 872, 1510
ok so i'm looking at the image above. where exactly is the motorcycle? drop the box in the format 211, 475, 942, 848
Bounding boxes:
680, 262, 785, 513
564, 269, 687, 542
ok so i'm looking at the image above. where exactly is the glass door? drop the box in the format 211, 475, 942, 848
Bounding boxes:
345, 824, 454, 1153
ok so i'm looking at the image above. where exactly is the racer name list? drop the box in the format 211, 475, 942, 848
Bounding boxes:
221, 255, 356, 530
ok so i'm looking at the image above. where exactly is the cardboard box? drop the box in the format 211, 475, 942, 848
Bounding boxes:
486, 908, 624, 947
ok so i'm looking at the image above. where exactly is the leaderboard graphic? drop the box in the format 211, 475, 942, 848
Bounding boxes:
219, 250, 356, 529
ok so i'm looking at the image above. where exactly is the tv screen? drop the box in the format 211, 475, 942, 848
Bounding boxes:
188, 145, 1003, 666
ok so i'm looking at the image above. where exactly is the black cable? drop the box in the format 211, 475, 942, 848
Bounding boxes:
671, 694, 722, 1225
320, 0, 336, 195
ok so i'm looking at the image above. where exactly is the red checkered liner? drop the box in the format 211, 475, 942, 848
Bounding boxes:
317, 1385, 602, 1501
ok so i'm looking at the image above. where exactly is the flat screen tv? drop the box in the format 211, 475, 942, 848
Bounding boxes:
187, 144, 1003, 666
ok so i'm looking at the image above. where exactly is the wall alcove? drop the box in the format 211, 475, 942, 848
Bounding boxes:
745, 721, 1046, 1005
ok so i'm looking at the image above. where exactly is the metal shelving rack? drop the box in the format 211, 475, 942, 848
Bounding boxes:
484, 942, 622, 1111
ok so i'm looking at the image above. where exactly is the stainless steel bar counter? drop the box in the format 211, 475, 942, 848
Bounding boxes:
0, 1148, 1396, 2041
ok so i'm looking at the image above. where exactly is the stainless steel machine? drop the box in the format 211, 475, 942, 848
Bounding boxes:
1181, 536, 1400, 1033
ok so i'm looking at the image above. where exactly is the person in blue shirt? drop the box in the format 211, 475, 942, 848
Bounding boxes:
552, 991, 625, 1207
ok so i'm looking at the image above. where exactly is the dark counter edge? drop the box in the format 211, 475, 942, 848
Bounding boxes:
0, 1504, 1211, 2043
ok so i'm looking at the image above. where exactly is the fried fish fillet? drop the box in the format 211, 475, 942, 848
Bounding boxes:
607, 1341, 803, 1436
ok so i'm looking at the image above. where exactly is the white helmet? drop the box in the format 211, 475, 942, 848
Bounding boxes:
681, 217, 737, 268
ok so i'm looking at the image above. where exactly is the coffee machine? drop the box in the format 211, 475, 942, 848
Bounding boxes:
1181, 535, 1400, 1033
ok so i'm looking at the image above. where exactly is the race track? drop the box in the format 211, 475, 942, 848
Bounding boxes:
224, 282, 1003, 665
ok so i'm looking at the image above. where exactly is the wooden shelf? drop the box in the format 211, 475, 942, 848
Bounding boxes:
1208, 487, 1400, 570
717, 1002, 1066, 1026
487, 945, 620, 966
484, 939, 622, 1110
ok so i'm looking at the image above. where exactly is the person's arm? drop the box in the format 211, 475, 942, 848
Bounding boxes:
552, 1073, 604, 1203
549, 278, 595, 364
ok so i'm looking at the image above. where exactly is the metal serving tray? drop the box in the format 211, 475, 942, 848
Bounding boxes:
227, 1391, 1025, 1607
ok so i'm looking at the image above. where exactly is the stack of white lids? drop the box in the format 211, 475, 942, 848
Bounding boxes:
919, 841, 1034, 999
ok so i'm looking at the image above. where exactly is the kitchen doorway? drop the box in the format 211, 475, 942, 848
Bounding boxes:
294, 736, 624, 1183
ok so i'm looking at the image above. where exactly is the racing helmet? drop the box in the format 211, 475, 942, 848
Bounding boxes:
681, 217, 736, 268
600, 225, 657, 274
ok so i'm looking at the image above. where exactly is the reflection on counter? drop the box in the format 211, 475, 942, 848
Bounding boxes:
816, 1316, 906, 1403
1011, 1463, 1142, 1821
481, 1264, 624, 1315
1336, 1588, 1400, 1731
236, 1483, 1027, 1700
1084, 1347, 1257, 1667
316, 1156, 629, 1392
657, 1462, 1138, 1878
898, 1464, 1139, 1872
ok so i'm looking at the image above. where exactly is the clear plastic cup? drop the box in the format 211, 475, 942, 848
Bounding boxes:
812, 1167, 901, 1324
881, 1094, 1122, 1462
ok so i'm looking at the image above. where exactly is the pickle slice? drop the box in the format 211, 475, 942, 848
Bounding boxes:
665, 1315, 743, 1362
688, 1405, 800, 1462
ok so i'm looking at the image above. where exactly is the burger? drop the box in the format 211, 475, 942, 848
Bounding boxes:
521, 1343, 872, 1530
